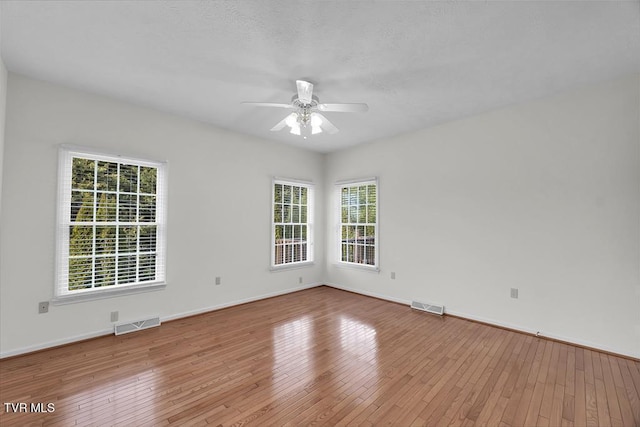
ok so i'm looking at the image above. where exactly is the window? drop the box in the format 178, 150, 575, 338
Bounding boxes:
272, 179, 313, 268
339, 179, 378, 268
55, 147, 167, 301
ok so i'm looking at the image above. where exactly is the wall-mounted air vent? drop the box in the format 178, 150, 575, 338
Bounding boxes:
114, 316, 161, 335
411, 301, 444, 316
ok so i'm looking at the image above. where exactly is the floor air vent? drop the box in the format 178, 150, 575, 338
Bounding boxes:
114, 316, 161, 335
411, 301, 444, 316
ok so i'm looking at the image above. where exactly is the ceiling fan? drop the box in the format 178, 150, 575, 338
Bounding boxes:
242, 80, 368, 138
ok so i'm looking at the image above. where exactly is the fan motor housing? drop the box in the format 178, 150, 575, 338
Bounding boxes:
291, 95, 319, 124
292, 94, 319, 108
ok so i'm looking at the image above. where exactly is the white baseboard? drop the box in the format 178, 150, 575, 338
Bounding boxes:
0, 282, 322, 359
162, 282, 321, 322
323, 283, 639, 359
4, 282, 636, 360
0, 329, 113, 359
442, 308, 633, 357
323, 282, 411, 306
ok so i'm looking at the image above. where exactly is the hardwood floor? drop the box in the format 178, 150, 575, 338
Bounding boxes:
1, 286, 638, 426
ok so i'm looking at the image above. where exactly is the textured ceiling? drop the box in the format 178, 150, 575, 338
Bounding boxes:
1, 1, 639, 153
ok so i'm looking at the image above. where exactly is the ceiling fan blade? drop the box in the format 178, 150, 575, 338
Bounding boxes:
271, 112, 299, 132
314, 113, 339, 134
317, 103, 369, 113
242, 102, 293, 109
296, 80, 314, 104
270, 115, 291, 131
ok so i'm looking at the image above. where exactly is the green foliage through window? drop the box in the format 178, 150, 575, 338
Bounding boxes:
273, 181, 312, 266
67, 155, 160, 291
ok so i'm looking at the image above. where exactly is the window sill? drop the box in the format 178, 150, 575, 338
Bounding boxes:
335, 262, 380, 273
52, 282, 166, 305
270, 261, 315, 272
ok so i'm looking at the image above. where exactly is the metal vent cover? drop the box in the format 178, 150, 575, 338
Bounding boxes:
114, 316, 161, 335
411, 301, 444, 316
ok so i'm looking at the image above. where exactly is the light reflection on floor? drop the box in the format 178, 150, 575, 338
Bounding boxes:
272, 315, 314, 374
62, 367, 159, 424
339, 315, 379, 367
269, 312, 380, 407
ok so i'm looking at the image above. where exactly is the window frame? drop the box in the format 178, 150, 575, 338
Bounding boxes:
53, 145, 167, 304
336, 178, 379, 271
271, 177, 314, 270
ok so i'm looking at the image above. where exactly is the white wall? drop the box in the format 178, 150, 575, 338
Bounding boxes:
0, 11, 9, 356
1, 72, 638, 359
0, 74, 325, 357
325, 73, 640, 358
0, 13, 7, 219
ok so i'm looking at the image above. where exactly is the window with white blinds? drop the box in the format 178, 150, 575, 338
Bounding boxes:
55, 147, 167, 301
338, 179, 378, 269
272, 179, 314, 268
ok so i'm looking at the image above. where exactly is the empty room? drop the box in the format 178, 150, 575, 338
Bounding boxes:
0, 1, 639, 426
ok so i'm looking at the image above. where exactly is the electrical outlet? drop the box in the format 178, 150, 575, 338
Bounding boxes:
391, 272, 396, 280
299, 276, 303, 284
111, 311, 119, 322
38, 301, 49, 314
215, 276, 221, 285
510, 288, 519, 299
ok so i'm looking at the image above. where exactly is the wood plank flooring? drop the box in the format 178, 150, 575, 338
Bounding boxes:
1, 286, 638, 426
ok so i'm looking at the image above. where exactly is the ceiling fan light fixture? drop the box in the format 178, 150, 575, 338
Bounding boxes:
289, 122, 301, 135
243, 79, 368, 137
285, 113, 298, 128
310, 114, 322, 126
300, 123, 313, 139
310, 114, 323, 135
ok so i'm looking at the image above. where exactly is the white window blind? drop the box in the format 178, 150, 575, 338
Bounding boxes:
338, 179, 378, 268
55, 147, 167, 301
272, 178, 314, 268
